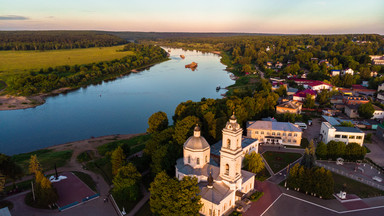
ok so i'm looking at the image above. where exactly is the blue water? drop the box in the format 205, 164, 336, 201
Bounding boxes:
0, 48, 234, 155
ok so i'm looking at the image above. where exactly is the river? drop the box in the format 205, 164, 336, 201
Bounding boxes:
0, 48, 234, 155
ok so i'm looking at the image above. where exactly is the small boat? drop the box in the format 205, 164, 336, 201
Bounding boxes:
180, 55, 185, 59
185, 62, 198, 69
216, 86, 221, 91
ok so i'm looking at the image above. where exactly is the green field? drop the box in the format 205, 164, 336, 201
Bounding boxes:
0, 45, 133, 79
262, 151, 303, 173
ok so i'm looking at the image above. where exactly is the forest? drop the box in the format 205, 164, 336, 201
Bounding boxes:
4, 43, 168, 95
0, 31, 127, 50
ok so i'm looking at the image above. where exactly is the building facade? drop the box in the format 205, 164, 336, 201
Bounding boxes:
246, 121, 302, 146
175, 115, 256, 216
276, 100, 302, 114
320, 122, 365, 146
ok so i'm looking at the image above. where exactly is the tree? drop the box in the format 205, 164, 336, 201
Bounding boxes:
358, 102, 375, 119
327, 141, 346, 160
149, 171, 201, 216
147, 111, 169, 134
303, 94, 315, 108
29, 155, 42, 175
173, 116, 200, 145
0, 153, 23, 181
339, 121, 354, 127
345, 143, 366, 161
33, 170, 58, 207
0, 173, 5, 193
111, 146, 126, 176
301, 140, 315, 168
275, 85, 287, 97
112, 163, 142, 201
315, 141, 327, 160
243, 152, 265, 174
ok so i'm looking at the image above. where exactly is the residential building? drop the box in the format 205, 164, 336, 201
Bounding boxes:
341, 68, 354, 76
330, 70, 341, 76
373, 105, 384, 119
376, 123, 384, 139
287, 87, 298, 96
175, 115, 256, 216
345, 104, 359, 118
246, 120, 302, 146
352, 85, 376, 96
276, 100, 302, 114
339, 88, 353, 96
370, 55, 384, 65
343, 96, 369, 105
320, 122, 365, 146
378, 93, 384, 101
293, 89, 317, 101
291, 78, 315, 85
378, 83, 384, 92
307, 81, 333, 92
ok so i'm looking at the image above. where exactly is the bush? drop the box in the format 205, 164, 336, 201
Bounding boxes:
301, 138, 309, 148
249, 191, 264, 201
77, 151, 93, 163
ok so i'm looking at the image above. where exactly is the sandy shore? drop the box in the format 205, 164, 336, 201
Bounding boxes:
0, 87, 72, 111
46, 133, 146, 156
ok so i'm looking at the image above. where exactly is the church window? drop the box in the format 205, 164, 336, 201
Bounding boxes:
261, 131, 264, 135
229, 200, 232, 206
272, 132, 275, 136
227, 139, 231, 149
288, 133, 292, 136
188, 156, 191, 163
205, 155, 208, 163
224, 204, 227, 211
209, 209, 212, 216
277, 132, 280, 136
225, 164, 229, 175
197, 158, 200, 165
255, 131, 259, 134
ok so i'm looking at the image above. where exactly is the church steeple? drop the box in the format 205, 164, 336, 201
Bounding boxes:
194, 124, 201, 137
219, 114, 243, 187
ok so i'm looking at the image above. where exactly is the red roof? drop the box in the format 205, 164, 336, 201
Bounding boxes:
307, 81, 333, 87
293, 89, 317, 97
352, 84, 366, 89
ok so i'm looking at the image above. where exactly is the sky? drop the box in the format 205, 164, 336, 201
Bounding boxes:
0, 0, 383, 34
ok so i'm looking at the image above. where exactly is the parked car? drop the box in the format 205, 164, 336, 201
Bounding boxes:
372, 176, 382, 183
308, 120, 312, 126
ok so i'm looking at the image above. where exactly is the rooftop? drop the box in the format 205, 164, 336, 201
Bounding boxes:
210, 137, 258, 156
293, 89, 317, 97
247, 121, 302, 132
276, 101, 301, 110
335, 126, 363, 133
307, 81, 333, 87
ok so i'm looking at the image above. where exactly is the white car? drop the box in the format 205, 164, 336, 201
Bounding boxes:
308, 120, 312, 126
372, 176, 382, 183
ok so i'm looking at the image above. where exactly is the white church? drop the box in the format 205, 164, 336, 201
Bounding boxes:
175, 114, 257, 216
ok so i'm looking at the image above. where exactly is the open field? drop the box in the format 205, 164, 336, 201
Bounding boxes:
0, 45, 133, 79
332, 172, 384, 198
263, 151, 302, 173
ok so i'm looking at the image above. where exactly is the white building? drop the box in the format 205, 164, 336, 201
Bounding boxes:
175, 115, 256, 216
246, 121, 302, 146
341, 68, 354, 76
307, 81, 334, 92
378, 83, 384, 92
320, 122, 365, 146
373, 105, 384, 119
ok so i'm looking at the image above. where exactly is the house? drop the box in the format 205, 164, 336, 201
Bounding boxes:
341, 68, 354, 76
310, 57, 318, 62
307, 81, 333, 92
378, 83, 384, 92
343, 96, 369, 105
372, 105, 384, 119
247, 120, 302, 146
322, 115, 355, 126
370, 55, 384, 65
318, 59, 333, 68
331, 70, 341, 76
320, 122, 365, 146
371, 71, 378, 77
175, 115, 256, 216
287, 87, 298, 96
330, 95, 345, 109
339, 88, 353, 96
276, 100, 302, 114
291, 78, 315, 85
345, 104, 359, 118
293, 89, 317, 101
378, 93, 384, 101
352, 85, 376, 96
275, 62, 283, 69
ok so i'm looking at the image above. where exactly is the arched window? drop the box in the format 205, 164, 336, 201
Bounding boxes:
197, 158, 200, 165
188, 156, 191, 163
229, 200, 232, 206
227, 139, 231, 149
225, 164, 229, 175
205, 155, 208, 163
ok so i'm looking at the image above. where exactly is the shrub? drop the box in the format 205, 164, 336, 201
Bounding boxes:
249, 191, 264, 201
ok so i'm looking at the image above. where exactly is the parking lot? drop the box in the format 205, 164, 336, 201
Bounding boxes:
302, 117, 322, 145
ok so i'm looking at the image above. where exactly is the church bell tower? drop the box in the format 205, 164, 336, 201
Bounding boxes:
219, 113, 243, 189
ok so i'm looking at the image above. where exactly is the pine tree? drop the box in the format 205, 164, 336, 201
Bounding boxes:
0, 172, 5, 193
111, 146, 126, 176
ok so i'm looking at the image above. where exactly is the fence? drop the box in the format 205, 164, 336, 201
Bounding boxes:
315, 161, 384, 191
58, 193, 100, 211
110, 194, 124, 216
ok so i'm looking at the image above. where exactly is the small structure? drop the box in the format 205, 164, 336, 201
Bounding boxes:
336, 158, 344, 165
276, 100, 302, 114
185, 62, 198, 70
345, 104, 359, 119
320, 122, 365, 146
337, 191, 346, 199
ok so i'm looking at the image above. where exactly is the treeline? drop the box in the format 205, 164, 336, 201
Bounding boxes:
316, 141, 366, 161
0, 31, 127, 50
155, 34, 384, 88
5, 43, 168, 95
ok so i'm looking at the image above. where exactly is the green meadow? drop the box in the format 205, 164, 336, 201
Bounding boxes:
0, 45, 133, 80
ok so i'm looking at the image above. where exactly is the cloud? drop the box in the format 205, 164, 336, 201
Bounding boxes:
0, 15, 29, 20
46, 16, 55, 19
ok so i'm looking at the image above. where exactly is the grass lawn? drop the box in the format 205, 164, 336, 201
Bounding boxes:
86, 157, 113, 185
332, 172, 384, 198
262, 151, 302, 173
72, 171, 97, 192
0, 45, 133, 80
12, 149, 73, 174
135, 201, 153, 216
97, 134, 150, 156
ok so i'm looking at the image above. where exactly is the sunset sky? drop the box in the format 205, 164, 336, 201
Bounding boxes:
1, 0, 383, 34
